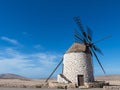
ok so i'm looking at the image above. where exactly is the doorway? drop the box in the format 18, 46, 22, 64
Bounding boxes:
77, 75, 84, 86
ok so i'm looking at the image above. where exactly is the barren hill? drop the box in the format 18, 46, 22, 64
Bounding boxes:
0, 73, 29, 80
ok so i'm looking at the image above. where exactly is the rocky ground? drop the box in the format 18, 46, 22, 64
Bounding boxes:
0, 79, 50, 88
0, 74, 119, 90
0, 88, 104, 90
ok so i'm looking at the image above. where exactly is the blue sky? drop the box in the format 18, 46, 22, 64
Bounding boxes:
0, 0, 119, 78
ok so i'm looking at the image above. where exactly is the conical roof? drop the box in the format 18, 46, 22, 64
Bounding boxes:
65, 43, 86, 53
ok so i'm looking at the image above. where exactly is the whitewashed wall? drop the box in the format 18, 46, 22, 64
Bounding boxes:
61, 52, 94, 84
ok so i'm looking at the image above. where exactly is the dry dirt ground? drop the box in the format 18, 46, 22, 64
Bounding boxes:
0, 75, 120, 89
0, 79, 48, 88
0, 79, 103, 90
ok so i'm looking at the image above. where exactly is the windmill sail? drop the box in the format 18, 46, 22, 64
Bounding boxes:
73, 16, 111, 74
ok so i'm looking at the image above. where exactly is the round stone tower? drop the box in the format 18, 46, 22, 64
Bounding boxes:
57, 43, 94, 86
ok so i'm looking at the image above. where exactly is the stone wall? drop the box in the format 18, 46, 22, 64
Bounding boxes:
61, 52, 94, 85
57, 74, 70, 83
103, 86, 120, 90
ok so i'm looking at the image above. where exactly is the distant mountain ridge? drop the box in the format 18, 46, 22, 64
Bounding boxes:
0, 73, 29, 80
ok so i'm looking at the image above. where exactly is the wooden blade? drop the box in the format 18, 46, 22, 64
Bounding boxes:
74, 29, 83, 39
73, 16, 88, 41
93, 45, 103, 55
73, 16, 84, 33
74, 29, 84, 43
88, 47, 93, 56
45, 58, 63, 82
74, 35, 83, 43
87, 26, 93, 41
91, 48, 106, 74
93, 35, 112, 44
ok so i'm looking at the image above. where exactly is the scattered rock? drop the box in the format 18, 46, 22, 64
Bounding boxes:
84, 81, 109, 88
103, 86, 120, 90
48, 82, 76, 88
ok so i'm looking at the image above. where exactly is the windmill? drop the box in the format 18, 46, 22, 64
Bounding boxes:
46, 17, 111, 86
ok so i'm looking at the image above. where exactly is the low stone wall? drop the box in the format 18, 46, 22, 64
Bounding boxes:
103, 86, 120, 90
48, 82, 76, 89
106, 80, 120, 86
84, 81, 109, 88
48, 81, 109, 89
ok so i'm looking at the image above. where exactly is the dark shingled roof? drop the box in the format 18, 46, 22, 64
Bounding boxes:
66, 43, 86, 53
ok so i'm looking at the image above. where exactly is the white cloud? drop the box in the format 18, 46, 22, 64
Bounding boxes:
0, 47, 62, 78
1, 36, 22, 46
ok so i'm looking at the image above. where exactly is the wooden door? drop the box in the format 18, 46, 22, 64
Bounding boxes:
77, 75, 84, 86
